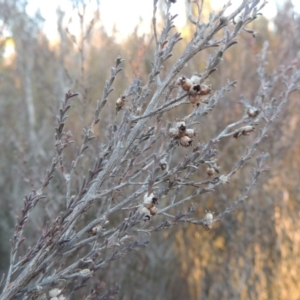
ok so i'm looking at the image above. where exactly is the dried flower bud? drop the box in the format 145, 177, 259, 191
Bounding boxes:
233, 125, 254, 139
169, 127, 179, 138
116, 95, 126, 110
159, 159, 168, 171
203, 210, 214, 230
178, 129, 186, 138
189, 94, 201, 106
177, 76, 192, 92
143, 193, 158, 209
180, 135, 192, 147
176, 120, 186, 130
185, 128, 196, 138
189, 83, 201, 95
233, 125, 255, 138
138, 206, 152, 221
88, 224, 102, 236
242, 126, 255, 136
49, 289, 61, 297
247, 107, 259, 118
199, 84, 211, 96
205, 211, 214, 221
207, 167, 215, 177
190, 74, 201, 85
150, 206, 158, 216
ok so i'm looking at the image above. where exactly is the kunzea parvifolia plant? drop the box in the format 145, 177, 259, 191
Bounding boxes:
1, 0, 300, 299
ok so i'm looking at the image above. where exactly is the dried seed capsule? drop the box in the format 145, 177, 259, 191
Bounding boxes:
206, 167, 215, 177
185, 128, 196, 138
149, 206, 158, 216
233, 125, 255, 138
143, 193, 158, 209
176, 121, 187, 137
247, 107, 259, 118
189, 84, 201, 95
159, 159, 168, 171
138, 206, 152, 221
199, 84, 211, 96
177, 76, 192, 91
116, 95, 126, 110
203, 210, 214, 230
175, 120, 186, 130
169, 127, 179, 138
88, 224, 102, 236
242, 125, 255, 136
190, 74, 201, 85
189, 94, 201, 106
180, 135, 192, 147
205, 211, 214, 222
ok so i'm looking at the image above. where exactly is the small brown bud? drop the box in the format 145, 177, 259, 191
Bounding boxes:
149, 206, 158, 216
199, 84, 211, 96
189, 94, 201, 106
207, 167, 215, 177
116, 95, 126, 110
180, 135, 192, 147
177, 76, 192, 92
247, 107, 259, 118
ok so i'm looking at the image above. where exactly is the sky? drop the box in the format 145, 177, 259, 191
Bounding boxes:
24, 0, 300, 43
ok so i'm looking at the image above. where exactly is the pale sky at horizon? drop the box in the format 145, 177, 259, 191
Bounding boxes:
23, 0, 300, 43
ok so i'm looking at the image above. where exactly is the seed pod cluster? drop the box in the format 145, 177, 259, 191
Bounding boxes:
137, 193, 159, 221
177, 75, 212, 106
169, 120, 196, 147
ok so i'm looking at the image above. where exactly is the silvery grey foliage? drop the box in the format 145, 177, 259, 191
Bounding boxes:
0, 0, 299, 299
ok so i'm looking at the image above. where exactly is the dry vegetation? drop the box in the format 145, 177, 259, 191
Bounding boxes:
0, 0, 299, 299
